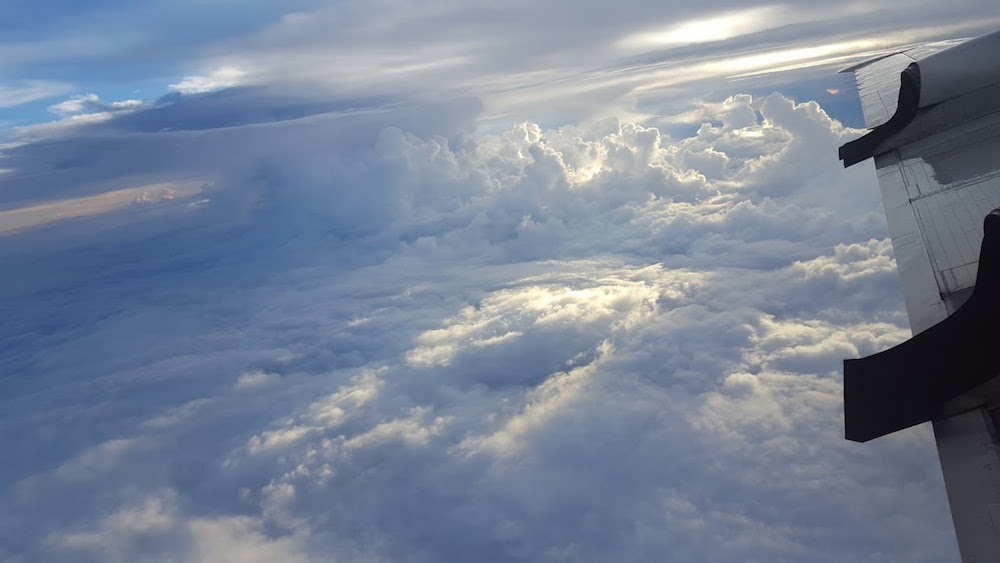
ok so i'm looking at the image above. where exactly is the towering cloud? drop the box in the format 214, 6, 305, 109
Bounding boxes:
0, 90, 957, 561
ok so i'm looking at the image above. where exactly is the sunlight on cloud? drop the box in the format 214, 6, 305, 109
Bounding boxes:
406, 265, 695, 368
10, 1, 1000, 560
48, 93, 101, 115
169, 67, 248, 94
0, 180, 206, 235
616, 6, 791, 50
457, 341, 611, 457
234, 370, 282, 390
633, 38, 882, 94
188, 516, 311, 563
47, 93, 150, 116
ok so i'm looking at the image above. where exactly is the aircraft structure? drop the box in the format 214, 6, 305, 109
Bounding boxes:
841, 29, 1000, 562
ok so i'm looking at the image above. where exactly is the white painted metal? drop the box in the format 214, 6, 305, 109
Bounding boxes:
873, 150, 947, 333
918, 30, 1000, 107
847, 39, 965, 129
876, 101, 1000, 332
854, 54, 916, 128
847, 30, 1000, 562
932, 410, 1000, 562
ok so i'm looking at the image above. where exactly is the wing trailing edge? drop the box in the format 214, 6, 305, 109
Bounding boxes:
845, 210, 1000, 442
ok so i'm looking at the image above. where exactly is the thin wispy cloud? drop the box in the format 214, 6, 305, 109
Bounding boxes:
0, 80, 74, 109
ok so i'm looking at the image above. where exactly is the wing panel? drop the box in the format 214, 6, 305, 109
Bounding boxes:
892, 114, 1000, 305
853, 53, 914, 128
846, 39, 967, 130
873, 152, 947, 334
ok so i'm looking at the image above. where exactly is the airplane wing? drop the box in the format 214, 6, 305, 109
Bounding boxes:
839, 29, 1000, 561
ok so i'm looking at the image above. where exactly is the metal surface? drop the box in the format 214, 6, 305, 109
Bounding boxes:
854, 53, 915, 128
848, 39, 965, 130
878, 110, 1000, 331
842, 29, 1000, 561
918, 30, 1000, 107
842, 30, 1000, 168
873, 150, 947, 332
932, 409, 1000, 563
894, 105, 1000, 562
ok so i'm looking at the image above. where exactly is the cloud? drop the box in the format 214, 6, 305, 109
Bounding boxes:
48, 93, 103, 115
45, 95, 147, 117
6, 0, 1000, 139
0, 80, 74, 108
614, 6, 796, 50
0, 180, 202, 235
0, 89, 958, 561
139, 0, 1000, 126
7, 93, 152, 144
169, 68, 249, 95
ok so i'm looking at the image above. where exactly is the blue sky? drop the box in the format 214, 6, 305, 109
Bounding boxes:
3, 1, 999, 561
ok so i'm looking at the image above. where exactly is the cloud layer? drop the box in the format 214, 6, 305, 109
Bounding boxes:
0, 89, 959, 561
5, 0, 1000, 132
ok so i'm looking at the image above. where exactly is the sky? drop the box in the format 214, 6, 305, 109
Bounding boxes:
2, 1, 999, 561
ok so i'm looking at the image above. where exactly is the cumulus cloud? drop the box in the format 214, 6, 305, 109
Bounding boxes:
48, 93, 103, 115
169, 68, 249, 95
7, 93, 152, 144
0, 90, 958, 561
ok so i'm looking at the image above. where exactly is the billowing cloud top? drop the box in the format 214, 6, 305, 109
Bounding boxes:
0, 1, 977, 561
0, 88, 959, 561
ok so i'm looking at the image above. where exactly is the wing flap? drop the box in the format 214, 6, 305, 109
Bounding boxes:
839, 28, 1000, 560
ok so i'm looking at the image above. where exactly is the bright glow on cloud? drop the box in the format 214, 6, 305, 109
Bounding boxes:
120, 2, 995, 127
46, 95, 149, 117
8, 94, 152, 144
48, 93, 102, 115
169, 67, 249, 94
616, 6, 791, 50
0, 181, 205, 234
631, 38, 884, 96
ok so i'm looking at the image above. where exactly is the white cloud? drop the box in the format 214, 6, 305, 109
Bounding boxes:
44, 93, 149, 119
235, 370, 282, 390
9, 94, 153, 144
615, 6, 795, 50
188, 516, 311, 563
48, 93, 102, 115
0, 90, 959, 561
10, 3, 1000, 560
169, 67, 248, 94
139, 1, 1000, 125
